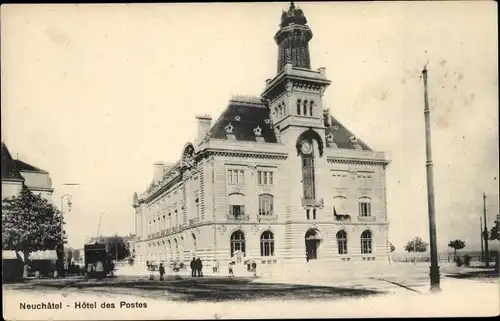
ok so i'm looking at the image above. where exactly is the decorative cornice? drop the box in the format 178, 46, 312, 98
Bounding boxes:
198, 148, 288, 161
327, 156, 390, 166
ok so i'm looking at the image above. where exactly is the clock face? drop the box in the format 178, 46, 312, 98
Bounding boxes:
301, 140, 312, 154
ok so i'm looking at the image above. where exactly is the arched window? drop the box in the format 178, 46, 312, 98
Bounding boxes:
297, 99, 301, 115
309, 101, 314, 116
260, 231, 275, 257
228, 193, 246, 218
359, 197, 372, 217
303, 100, 308, 116
230, 230, 246, 257
336, 230, 348, 255
361, 230, 372, 254
258, 194, 274, 216
333, 196, 348, 215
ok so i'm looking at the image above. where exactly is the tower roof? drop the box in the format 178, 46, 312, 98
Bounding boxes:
209, 97, 278, 143
280, 2, 308, 28
1, 143, 24, 181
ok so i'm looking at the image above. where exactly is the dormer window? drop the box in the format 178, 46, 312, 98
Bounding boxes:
264, 119, 271, 124
234, 116, 241, 121
253, 126, 262, 136
225, 123, 234, 134
326, 132, 334, 142
333, 125, 339, 130
350, 136, 358, 143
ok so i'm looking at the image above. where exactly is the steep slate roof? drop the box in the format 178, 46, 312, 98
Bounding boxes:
1, 143, 24, 181
207, 99, 372, 151
326, 116, 372, 151
210, 100, 278, 143
14, 159, 48, 173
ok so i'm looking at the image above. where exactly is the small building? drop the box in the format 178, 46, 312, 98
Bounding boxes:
1, 142, 54, 202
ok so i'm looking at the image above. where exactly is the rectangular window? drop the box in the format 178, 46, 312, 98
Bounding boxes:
257, 170, 274, 186
302, 157, 315, 200
195, 198, 200, 219
231, 205, 245, 217
258, 195, 274, 216
359, 202, 371, 217
228, 169, 245, 184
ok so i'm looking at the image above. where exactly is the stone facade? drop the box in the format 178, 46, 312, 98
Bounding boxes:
133, 3, 391, 268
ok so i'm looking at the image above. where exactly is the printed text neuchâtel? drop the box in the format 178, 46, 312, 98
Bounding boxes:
20, 301, 148, 310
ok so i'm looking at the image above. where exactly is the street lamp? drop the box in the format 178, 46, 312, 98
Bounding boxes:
483, 193, 490, 268
422, 65, 441, 292
58, 183, 80, 276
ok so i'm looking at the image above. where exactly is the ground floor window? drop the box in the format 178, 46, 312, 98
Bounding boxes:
361, 230, 372, 254
336, 230, 348, 254
230, 230, 246, 257
260, 230, 275, 256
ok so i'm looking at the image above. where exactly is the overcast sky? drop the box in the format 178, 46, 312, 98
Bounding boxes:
1, 2, 498, 251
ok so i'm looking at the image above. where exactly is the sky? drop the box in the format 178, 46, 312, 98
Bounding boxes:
1, 2, 498, 251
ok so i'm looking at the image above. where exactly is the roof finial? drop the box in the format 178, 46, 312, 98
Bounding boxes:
290, 1, 295, 10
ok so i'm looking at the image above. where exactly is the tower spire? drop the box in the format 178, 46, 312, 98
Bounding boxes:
275, 2, 312, 73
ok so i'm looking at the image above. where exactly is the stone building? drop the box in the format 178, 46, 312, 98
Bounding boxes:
133, 3, 391, 268
1, 142, 54, 202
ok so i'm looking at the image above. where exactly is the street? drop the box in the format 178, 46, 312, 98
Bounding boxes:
3, 263, 499, 319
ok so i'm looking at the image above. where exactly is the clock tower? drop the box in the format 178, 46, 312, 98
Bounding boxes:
262, 2, 333, 216
261, 1, 332, 147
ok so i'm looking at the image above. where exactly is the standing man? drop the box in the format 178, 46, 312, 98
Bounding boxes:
196, 257, 203, 277
158, 263, 165, 281
190, 257, 196, 277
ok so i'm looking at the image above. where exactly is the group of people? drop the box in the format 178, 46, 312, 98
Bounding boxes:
190, 257, 204, 277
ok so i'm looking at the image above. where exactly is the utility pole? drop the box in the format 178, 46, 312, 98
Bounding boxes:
480, 216, 484, 262
422, 65, 440, 292
483, 193, 490, 268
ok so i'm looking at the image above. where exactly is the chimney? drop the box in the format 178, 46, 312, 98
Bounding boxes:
195, 114, 212, 145
318, 67, 326, 77
153, 161, 165, 183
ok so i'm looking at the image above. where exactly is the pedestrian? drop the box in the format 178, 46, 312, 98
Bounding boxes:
228, 261, 234, 277
215, 260, 220, 273
159, 263, 165, 281
252, 261, 257, 277
213, 260, 217, 273
196, 257, 203, 277
190, 257, 196, 277
306, 251, 309, 263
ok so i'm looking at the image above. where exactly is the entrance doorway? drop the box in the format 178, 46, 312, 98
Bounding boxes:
305, 229, 322, 260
